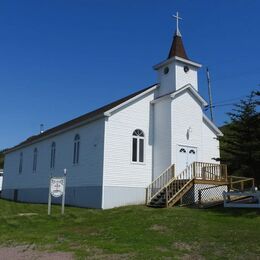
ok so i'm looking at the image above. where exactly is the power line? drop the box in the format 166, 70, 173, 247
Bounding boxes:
213, 95, 248, 105
204, 102, 235, 111
204, 99, 260, 111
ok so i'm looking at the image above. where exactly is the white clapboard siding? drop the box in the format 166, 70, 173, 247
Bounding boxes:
202, 117, 220, 163
153, 97, 172, 179
3, 118, 105, 189
171, 90, 203, 174
103, 91, 155, 188
156, 61, 199, 97
175, 62, 198, 91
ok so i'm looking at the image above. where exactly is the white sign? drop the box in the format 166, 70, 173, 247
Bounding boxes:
48, 169, 67, 215
50, 177, 65, 198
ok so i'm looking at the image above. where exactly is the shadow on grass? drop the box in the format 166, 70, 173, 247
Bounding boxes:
203, 205, 260, 218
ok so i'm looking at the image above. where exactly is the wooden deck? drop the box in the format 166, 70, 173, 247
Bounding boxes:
146, 162, 255, 208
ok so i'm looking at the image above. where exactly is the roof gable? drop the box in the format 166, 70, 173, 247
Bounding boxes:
170, 84, 208, 106
203, 114, 223, 136
6, 84, 157, 153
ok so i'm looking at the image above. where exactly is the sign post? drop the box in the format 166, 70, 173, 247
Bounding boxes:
61, 169, 67, 215
48, 169, 67, 215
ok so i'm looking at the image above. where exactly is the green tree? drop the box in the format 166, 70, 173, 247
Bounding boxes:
220, 90, 260, 186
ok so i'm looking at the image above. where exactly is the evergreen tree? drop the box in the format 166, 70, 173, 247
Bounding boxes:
220, 90, 260, 186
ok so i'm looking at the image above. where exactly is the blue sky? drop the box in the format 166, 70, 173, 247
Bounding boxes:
0, 0, 259, 149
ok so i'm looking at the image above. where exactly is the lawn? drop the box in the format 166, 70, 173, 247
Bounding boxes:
0, 199, 259, 259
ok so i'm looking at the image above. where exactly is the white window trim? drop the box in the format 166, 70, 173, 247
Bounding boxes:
131, 130, 146, 165
33, 148, 38, 173
18, 152, 23, 174
73, 134, 80, 165
50, 142, 56, 169
177, 144, 198, 162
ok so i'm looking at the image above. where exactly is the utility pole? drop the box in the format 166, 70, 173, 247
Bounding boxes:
206, 67, 214, 122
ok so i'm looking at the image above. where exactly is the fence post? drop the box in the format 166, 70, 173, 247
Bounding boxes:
165, 188, 168, 208
198, 190, 202, 208
193, 162, 196, 178
241, 181, 244, 192
145, 188, 148, 205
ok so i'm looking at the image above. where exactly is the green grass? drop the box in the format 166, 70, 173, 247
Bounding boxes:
0, 199, 259, 259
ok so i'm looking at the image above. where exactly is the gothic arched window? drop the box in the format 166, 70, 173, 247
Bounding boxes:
132, 129, 145, 163
73, 134, 80, 165
50, 142, 56, 169
19, 152, 23, 174
33, 148, 38, 173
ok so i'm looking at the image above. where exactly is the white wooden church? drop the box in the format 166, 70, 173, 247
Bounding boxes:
2, 14, 226, 209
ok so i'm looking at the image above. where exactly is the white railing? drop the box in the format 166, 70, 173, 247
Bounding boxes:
146, 164, 175, 204
193, 162, 227, 181
146, 162, 227, 205
147, 162, 228, 206
165, 162, 228, 207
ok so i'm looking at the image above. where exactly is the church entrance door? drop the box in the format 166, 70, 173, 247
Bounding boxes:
177, 145, 197, 175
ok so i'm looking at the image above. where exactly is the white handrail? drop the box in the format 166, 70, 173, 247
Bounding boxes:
147, 161, 227, 206
146, 164, 175, 204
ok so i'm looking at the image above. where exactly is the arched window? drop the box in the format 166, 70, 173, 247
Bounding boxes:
50, 142, 56, 169
73, 134, 80, 164
132, 129, 145, 163
189, 149, 195, 154
33, 148, 38, 172
180, 148, 186, 153
19, 152, 23, 174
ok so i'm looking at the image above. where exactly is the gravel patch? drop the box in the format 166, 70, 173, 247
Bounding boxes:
0, 245, 74, 260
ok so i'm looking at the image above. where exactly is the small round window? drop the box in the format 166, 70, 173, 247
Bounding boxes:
164, 67, 169, 74
184, 66, 189, 73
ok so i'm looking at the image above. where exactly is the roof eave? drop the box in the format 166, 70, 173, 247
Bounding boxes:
203, 114, 223, 137
5, 84, 158, 154
104, 84, 158, 116
153, 56, 202, 70
170, 84, 208, 107
5, 114, 105, 154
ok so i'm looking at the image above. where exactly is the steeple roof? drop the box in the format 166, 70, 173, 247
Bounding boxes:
168, 12, 189, 60
168, 33, 189, 60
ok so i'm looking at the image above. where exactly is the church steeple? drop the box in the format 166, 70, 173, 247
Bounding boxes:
153, 12, 202, 97
168, 34, 189, 60
168, 12, 189, 60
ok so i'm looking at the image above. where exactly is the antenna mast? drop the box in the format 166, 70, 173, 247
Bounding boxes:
206, 67, 214, 122
40, 124, 44, 134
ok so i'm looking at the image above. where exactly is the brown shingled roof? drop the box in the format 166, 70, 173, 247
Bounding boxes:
6, 84, 157, 153
168, 34, 189, 60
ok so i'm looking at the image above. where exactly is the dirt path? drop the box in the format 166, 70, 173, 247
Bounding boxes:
0, 246, 74, 260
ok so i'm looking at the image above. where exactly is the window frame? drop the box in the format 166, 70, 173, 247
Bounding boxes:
73, 134, 80, 165
189, 149, 196, 154
33, 148, 38, 173
50, 142, 56, 169
131, 129, 145, 165
18, 152, 23, 174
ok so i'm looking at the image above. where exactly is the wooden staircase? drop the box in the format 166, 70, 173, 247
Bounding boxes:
146, 162, 228, 208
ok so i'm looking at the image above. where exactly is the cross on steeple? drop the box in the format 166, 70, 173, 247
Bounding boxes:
172, 11, 182, 37
168, 12, 188, 60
